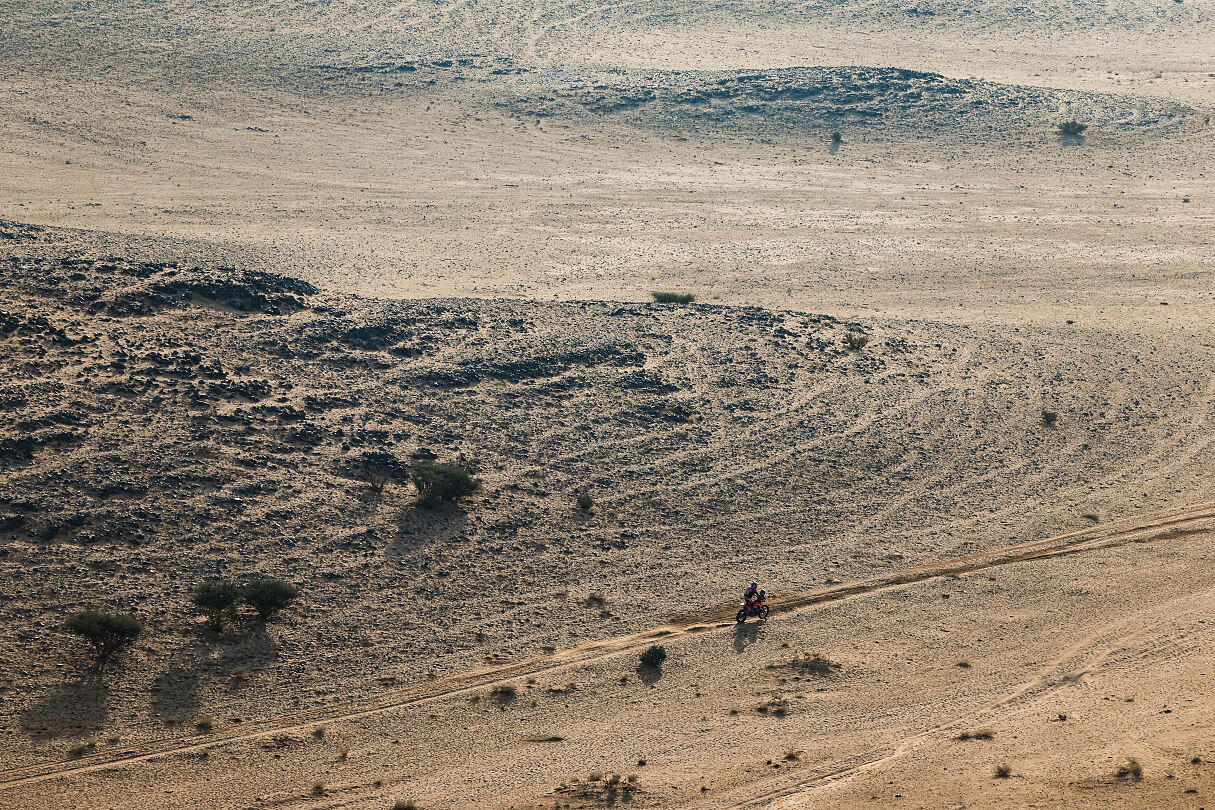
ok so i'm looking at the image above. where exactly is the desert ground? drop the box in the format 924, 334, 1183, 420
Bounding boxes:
2, 0, 1215, 808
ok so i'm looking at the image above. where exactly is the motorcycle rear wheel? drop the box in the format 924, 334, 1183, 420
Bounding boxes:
736, 609, 747, 624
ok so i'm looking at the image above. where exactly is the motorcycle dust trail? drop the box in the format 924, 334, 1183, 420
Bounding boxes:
3, 500, 1214, 791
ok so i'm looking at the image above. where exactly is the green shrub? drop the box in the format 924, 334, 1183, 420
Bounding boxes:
639, 645, 667, 668
242, 577, 299, 620
411, 462, 481, 505
1057, 121, 1088, 136
192, 578, 242, 631
61, 611, 143, 667
651, 292, 695, 304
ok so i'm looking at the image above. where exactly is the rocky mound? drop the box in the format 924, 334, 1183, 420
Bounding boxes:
497, 66, 1197, 139
2, 223, 1212, 769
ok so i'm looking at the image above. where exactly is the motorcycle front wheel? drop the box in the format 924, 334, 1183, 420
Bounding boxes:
758, 605, 770, 619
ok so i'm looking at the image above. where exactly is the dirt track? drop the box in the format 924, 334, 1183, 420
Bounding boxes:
5, 499, 1213, 795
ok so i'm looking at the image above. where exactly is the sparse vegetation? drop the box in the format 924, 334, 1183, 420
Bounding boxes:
639, 645, 667, 668
830, 131, 842, 144
651, 291, 695, 304
790, 651, 841, 675
956, 729, 994, 741
196, 716, 215, 732
755, 697, 789, 717
994, 763, 1013, 779
411, 462, 481, 505
490, 683, 518, 700
392, 802, 418, 810
1041, 409, 1058, 425
1057, 121, 1088, 136
192, 578, 242, 631
60, 610, 143, 668
1115, 758, 1143, 782
312, 781, 327, 796
843, 331, 870, 351
242, 576, 299, 620
576, 491, 594, 511
358, 463, 392, 493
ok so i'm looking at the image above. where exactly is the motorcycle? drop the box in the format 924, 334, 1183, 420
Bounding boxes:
736, 598, 770, 623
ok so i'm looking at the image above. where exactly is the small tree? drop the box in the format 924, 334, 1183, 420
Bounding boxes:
61, 611, 143, 668
242, 577, 299, 620
639, 645, 667, 668
192, 578, 242, 631
411, 462, 481, 506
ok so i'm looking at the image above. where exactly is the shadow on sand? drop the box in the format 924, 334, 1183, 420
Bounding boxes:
19, 674, 110, 740
732, 620, 762, 653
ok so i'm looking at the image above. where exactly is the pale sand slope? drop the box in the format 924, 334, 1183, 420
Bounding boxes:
2, 0, 1215, 807
5, 506, 1215, 809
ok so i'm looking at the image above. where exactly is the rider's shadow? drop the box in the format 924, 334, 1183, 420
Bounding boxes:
732, 621, 762, 653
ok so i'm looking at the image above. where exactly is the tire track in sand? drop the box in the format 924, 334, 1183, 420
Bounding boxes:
2, 500, 1214, 791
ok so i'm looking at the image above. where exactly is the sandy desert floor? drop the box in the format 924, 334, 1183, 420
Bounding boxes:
2, 0, 1215, 807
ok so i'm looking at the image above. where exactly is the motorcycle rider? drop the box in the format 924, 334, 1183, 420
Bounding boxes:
744, 582, 760, 608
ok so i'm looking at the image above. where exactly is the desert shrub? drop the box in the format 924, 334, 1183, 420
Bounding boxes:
956, 729, 994, 741
790, 652, 841, 675
651, 292, 695, 304
242, 577, 299, 620
192, 578, 242, 631
576, 492, 594, 511
359, 464, 391, 492
490, 684, 517, 700
830, 131, 842, 143
61, 611, 143, 667
410, 462, 481, 505
1041, 409, 1058, 425
639, 645, 667, 668
392, 802, 418, 810
312, 782, 327, 796
993, 763, 1012, 779
1058, 121, 1088, 135
843, 331, 870, 350
1115, 758, 1143, 782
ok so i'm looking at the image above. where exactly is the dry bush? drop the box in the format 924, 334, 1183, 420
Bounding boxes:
196, 716, 215, 732
1115, 758, 1143, 782
651, 291, 695, 304
311, 782, 327, 796
993, 763, 1012, 779
1057, 121, 1088, 135
490, 684, 518, 700
790, 652, 841, 675
1041, 409, 1058, 425
576, 491, 594, 511
359, 463, 392, 493
411, 462, 481, 505
392, 802, 419, 810
843, 331, 870, 351
956, 729, 994, 741
756, 697, 789, 717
